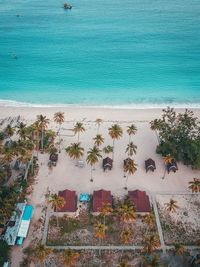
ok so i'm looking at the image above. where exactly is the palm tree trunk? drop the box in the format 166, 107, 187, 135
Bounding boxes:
112, 139, 115, 161
90, 165, 93, 182
162, 167, 167, 180
41, 126, 44, 151
58, 124, 61, 153
78, 132, 80, 142
124, 174, 129, 190
155, 130, 160, 144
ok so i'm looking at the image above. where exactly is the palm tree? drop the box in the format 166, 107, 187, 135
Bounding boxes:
127, 124, 137, 143
65, 142, 84, 165
118, 261, 131, 267
59, 249, 80, 267
95, 118, 103, 134
143, 213, 154, 230
162, 154, 173, 179
103, 145, 113, 156
99, 202, 113, 226
117, 199, 136, 223
17, 122, 27, 140
32, 244, 52, 265
94, 222, 107, 253
188, 178, 200, 193
31, 120, 41, 157
150, 119, 162, 143
54, 112, 65, 152
108, 124, 123, 161
49, 193, 65, 226
73, 122, 85, 142
93, 134, 104, 147
143, 254, 161, 267
36, 115, 50, 151
125, 142, 137, 157
123, 158, 137, 190
174, 244, 186, 255
86, 146, 102, 182
164, 198, 179, 213
120, 227, 132, 244
143, 234, 160, 254
5, 124, 15, 140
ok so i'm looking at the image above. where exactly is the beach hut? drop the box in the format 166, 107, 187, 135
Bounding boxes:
93, 189, 112, 212
49, 153, 58, 166
58, 189, 77, 212
145, 158, 156, 172
103, 157, 113, 171
128, 190, 151, 214
167, 159, 178, 173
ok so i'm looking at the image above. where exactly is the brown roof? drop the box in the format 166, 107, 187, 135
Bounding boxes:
145, 158, 156, 171
49, 153, 58, 162
128, 190, 151, 212
93, 189, 112, 212
58, 189, 77, 212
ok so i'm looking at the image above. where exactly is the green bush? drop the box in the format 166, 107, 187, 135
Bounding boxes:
0, 240, 10, 265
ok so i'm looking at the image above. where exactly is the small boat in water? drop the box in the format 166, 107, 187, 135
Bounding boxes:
63, 3, 72, 9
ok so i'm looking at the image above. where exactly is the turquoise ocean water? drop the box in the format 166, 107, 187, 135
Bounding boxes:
0, 0, 200, 107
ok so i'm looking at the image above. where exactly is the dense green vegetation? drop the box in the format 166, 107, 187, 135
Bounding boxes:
150, 107, 200, 169
0, 240, 10, 265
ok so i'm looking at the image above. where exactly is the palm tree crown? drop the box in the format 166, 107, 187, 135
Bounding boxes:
188, 178, 200, 193
73, 122, 85, 141
65, 142, 84, 161
164, 198, 179, 213
54, 112, 65, 125
59, 249, 80, 267
125, 142, 137, 157
93, 134, 104, 147
49, 193, 65, 211
127, 124, 137, 139
94, 222, 107, 239
86, 146, 102, 166
109, 124, 123, 141
143, 234, 160, 254
32, 244, 52, 263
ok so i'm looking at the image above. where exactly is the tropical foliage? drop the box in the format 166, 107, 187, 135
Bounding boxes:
150, 107, 200, 169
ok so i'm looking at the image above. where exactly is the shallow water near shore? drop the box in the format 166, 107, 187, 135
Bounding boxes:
0, 0, 200, 106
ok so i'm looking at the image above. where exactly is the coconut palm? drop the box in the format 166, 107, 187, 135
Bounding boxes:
188, 178, 200, 193
164, 198, 179, 213
86, 146, 102, 182
99, 202, 113, 225
32, 244, 52, 265
162, 154, 173, 180
142, 254, 161, 267
149, 118, 162, 143
123, 158, 137, 190
17, 122, 27, 140
143, 234, 160, 254
93, 134, 104, 147
31, 120, 41, 157
125, 142, 137, 157
95, 118, 103, 134
117, 200, 136, 223
94, 221, 107, 255
49, 193, 65, 226
36, 115, 50, 151
0, 147, 14, 166
73, 122, 85, 142
103, 145, 113, 156
120, 227, 132, 244
143, 213, 154, 229
59, 249, 80, 267
127, 124, 137, 143
108, 124, 123, 161
174, 244, 186, 255
54, 112, 65, 152
65, 142, 84, 165
5, 124, 15, 140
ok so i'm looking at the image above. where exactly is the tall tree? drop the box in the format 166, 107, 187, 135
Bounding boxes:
120, 227, 132, 244
164, 198, 179, 213
117, 198, 136, 223
49, 194, 65, 226
125, 142, 137, 157
108, 124, 123, 161
73, 122, 85, 142
127, 124, 137, 143
93, 134, 104, 147
95, 118, 103, 134
143, 234, 160, 254
99, 202, 113, 226
103, 145, 113, 156
32, 244, 52, 266
162, 154, 173, 180
188, 178, 200, 193
86, 146, 102, 182
36, 115, 50, 152
4, 124, 15, 140
123, 158, 137, 190
65, 142, 84, 165
59, 249, 80, 267
54, 112, 65, 152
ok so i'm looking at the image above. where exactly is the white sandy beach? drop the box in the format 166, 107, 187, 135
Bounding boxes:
1, 106, 200, 266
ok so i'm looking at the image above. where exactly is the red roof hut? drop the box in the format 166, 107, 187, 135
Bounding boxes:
57, 189, 77, 212
128, 190, 151, 213
93, 189, 112, 212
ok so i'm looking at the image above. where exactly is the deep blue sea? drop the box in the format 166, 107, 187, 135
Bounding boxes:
0, 0, 200, 107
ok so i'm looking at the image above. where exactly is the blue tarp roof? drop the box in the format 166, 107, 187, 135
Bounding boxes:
79, 193, 90, 202
22, 205, 33, 221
